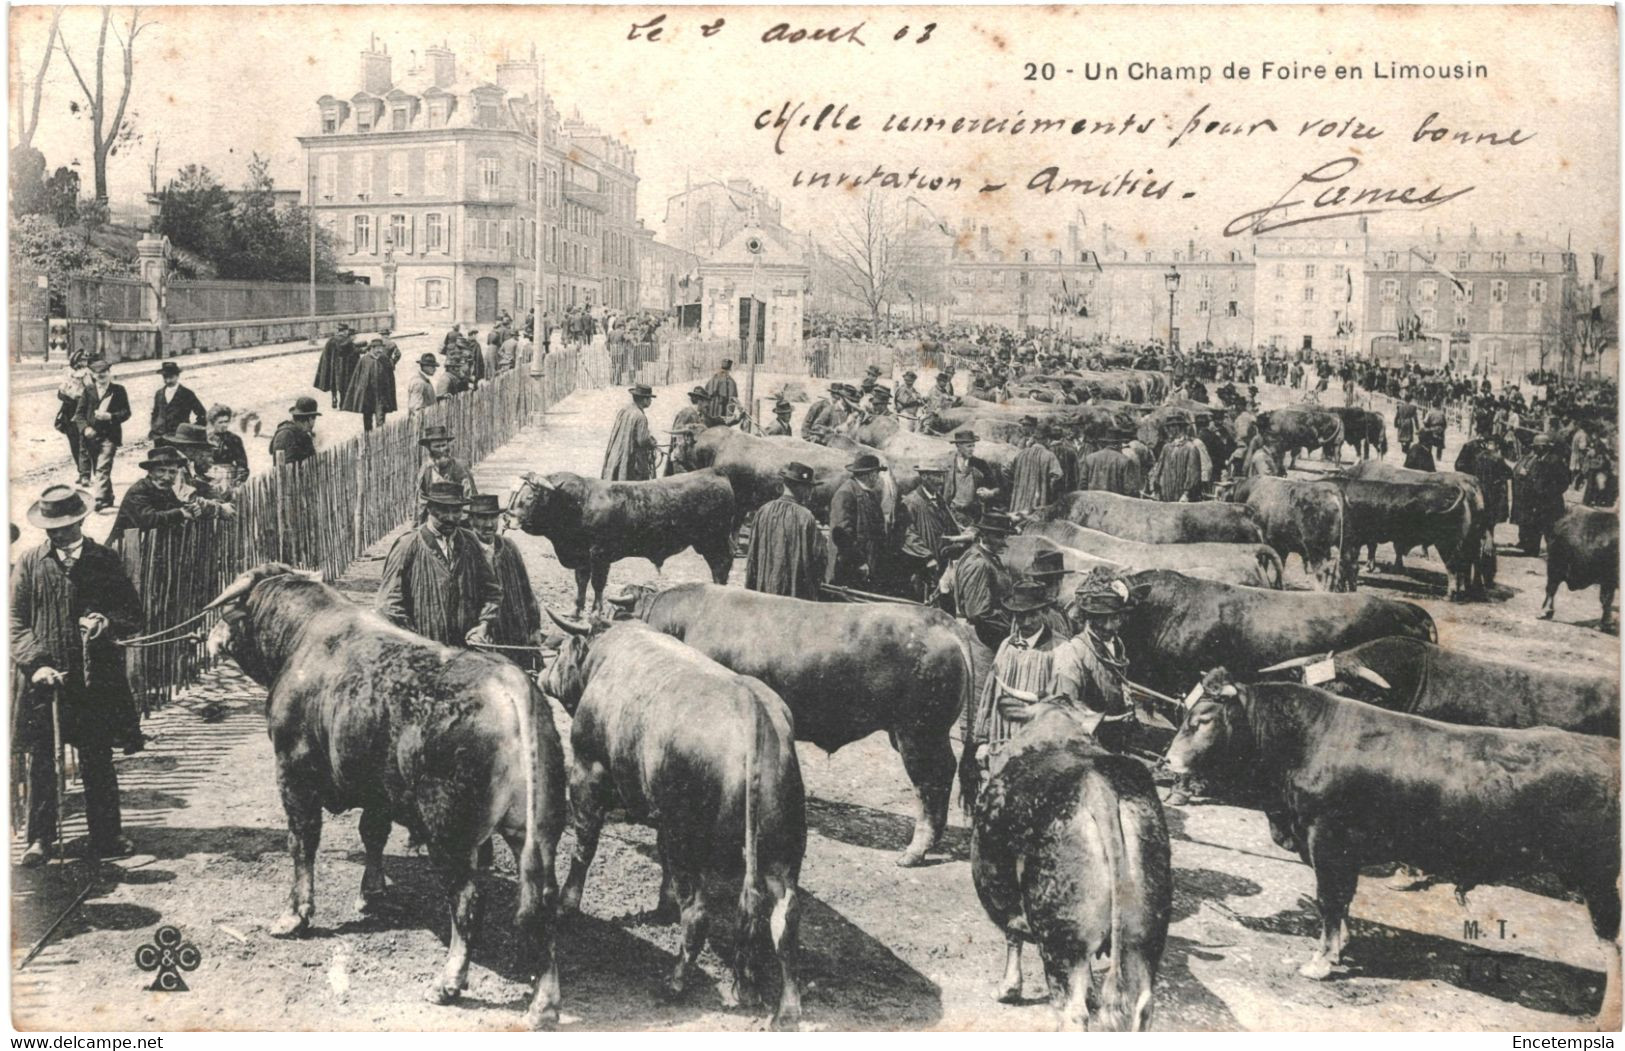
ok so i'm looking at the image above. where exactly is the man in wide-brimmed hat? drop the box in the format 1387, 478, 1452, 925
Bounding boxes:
895, 370, 924, 431
1009, 417, 1063, 516
466, 494, 542, 667
672, 385, 710, 433
703, 358, 739, 426
109, 446, 193, 542
406, 354, 440, 414
745, 461, 825, 599
342, 336, 400, 432
270, 396, 321, 467
603, 384, 660, 481
313, 323, 358, 408
1024, 549, 1075, 639
149, 360, 207, 442
762, 396, 795, 436
377, 480, 501, 648
163, 423, 238, 519
800, 382, 850, 440
951, 509, 1016, 650
14, 485, 145, 864
74, 357, 130, 512
942, 429, 1001, 523
830, 453, 887, 586
899, 463, 956, 596
1148, 411, 1204, 502
416, 424, 478, 525
1081, 425, 1144, 496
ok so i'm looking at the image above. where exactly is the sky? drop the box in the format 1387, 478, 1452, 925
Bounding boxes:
10, 4, 1619, 262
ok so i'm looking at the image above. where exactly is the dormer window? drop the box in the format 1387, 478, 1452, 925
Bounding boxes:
357, 105, 374, 133
322, 109, 338, 134
428, 98, 447, 127
392, 106, 409, 131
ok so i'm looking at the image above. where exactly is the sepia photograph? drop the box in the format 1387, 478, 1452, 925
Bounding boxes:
5, 2, 1620, 1034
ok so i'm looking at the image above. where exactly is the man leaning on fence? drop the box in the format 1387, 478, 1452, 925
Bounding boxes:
12, 486, 143, 866
270, 397, 321, 467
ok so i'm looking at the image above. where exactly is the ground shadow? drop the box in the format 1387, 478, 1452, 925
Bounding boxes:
1237, 896, 1605, 1017
114, 824, 288, 863
804, 797, 970, 864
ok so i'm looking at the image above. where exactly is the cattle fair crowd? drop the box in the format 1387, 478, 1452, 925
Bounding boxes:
12, 315, 1620, 1033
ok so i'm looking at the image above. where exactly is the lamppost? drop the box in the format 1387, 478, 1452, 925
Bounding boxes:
1164, 264, 1181, 351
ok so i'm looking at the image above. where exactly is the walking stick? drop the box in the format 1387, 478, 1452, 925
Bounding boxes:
49, 683, 65, 868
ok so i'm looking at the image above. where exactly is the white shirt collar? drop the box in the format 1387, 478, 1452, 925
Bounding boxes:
53, 538, 85, 563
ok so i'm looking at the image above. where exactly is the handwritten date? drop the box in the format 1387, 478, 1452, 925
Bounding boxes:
628, 13, 934, 44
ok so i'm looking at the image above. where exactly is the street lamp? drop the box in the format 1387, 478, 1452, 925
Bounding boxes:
1164, 264, 1181, 351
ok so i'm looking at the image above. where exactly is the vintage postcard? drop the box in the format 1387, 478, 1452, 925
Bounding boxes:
7, 2, 1620, 1035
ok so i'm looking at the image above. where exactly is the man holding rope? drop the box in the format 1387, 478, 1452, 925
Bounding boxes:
11, 486, 144, 865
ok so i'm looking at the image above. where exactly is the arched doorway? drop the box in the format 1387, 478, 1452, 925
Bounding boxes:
474, 278, 498, 323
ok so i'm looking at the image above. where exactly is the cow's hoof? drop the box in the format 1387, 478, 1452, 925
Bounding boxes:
895, 848, 929, 868
560, 885, 583, 914
1297, 956, 1335, 981
426, 982, 462, 1005
661, 977, 689, 1002
994, 982, 1024, 1005
269, 911, 310, 938
769, 1008, 802, 1032
523, 1005, 560, 1031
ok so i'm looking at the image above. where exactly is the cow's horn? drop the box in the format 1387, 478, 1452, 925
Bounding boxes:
1351, 666, 1392, 690
546, 608, 592, 637
995, 675, 1040, 704
1256, 653, 1321, 674
524, 472, 556, 491
202, 570, 259, 612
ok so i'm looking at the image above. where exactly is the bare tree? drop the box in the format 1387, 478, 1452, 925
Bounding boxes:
826, 190, 910, 335
58, 6, 153, 202
15, 8, 63, 152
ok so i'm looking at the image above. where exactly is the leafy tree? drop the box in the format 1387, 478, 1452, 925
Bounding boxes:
10, 213, 133, 305
44, 167, 81, 226
10, 146, 49, 217
154, 164, 232, 274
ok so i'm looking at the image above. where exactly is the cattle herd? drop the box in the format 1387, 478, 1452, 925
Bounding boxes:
198, 356, 1620, 1032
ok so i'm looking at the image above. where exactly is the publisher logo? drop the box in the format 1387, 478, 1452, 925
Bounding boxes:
135, 925, 201, 991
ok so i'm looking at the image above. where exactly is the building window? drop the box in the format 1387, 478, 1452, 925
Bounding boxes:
322, 109, 338, 134
478, 158, 500, 201
1531, 253, 1544, 268
428, 98, 447, 127
1226, 301, 1239, 318
1197, 299, 1210, 315
1490, 280, 1508, 303
1453, 279, 1472, 302
354, 153, 373, 200
425, 150, 445, 195
1274, 263, 1286, 278
1420, 307, 1436, 329
1418, 279, 1436, 302
1457, 252, 1470, 269
1381, 278, 1399, 302
1302, 286, 1315, 303
356, 105, 373, 133
1492, 252, 1507, 269
425, 213, 443, 251
421, 278, 447, 309
528, 160, 538, 202
353, 214, 372, 253
388, 214, 407, 252
392, 106, 408, 131
1454, 309, 1469, 330
1381, 305, 1396, 330
1304, 264, 1317, 279
1384, 252, 1399, 269
1332, 264, 1345, 280
389, 152, 406, 196
1527, 306, 1542, 329
1529, 279, 1547, 303
318, 155, 337, 200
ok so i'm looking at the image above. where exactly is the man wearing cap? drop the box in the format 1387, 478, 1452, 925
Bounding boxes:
109, 446, 193, 542
1008, 418, 1063, 516
73, 358, 131, 512
800, 383, 848, 440
342, 337, 399, 432
13, 485, 145, 863
603, 384, 661, 481
830, 453, 887, 586
164, 423, 238, 520
672, 386, 710, 433
1025, 549, 1076, 639
55, 353, 92, 487
1081, 427, 1144, 496
762, 398, 795, 436
148, 361, 207, 442
466, 494, 542, 667
1148, 414, 1205, 502
406, 354, 440, 414
952, 511, 1014, 650
703, 358, 740, 426
1055, 567, 1141, 757
745, 461, 825, 599
378, 482, 502, 647
942, 430, 1001, 523
1512, 433, 1569, 556
314, 324, 358, 409
970, 580, 1070, 778
270, 397, 321, 467
416, 425, 478, 525
895, 371, 924, 432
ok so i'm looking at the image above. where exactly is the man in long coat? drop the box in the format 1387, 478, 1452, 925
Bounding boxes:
467, 494, 541, 668
704, 359, 740, 425
952, 511, 1015, 650
341, 338, 399, 431
829, 453, 887, 586
12, 486, 143, 863
941, 430, 1001, 522
415, 425, 478, 525
671, 386, 708, 433
110, 446, 193, 542
800, 383, 849, 439
1080, 428, 1143, 495
377, 482, 502, 647
1148, 416, 1205, 502
1008, 419, 1063, 515
1512, 434, 1570, 555
602, 385, 660, 481
762, 398, 795, 436
744, 462, 825, 599
406, 354, 440, 414
313, 325, 358, 408
1455, 418, 1513, 526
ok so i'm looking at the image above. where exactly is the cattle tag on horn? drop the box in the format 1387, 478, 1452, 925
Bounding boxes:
1304, 657, 1337, 687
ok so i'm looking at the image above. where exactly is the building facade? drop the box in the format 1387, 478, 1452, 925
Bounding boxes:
663, 179, 794, 261
1252, 218, 1368, 356
298, 41, 638, 330
635, 226, 700, 312
1363, 231, 1575, 381
697, 225, 808, 351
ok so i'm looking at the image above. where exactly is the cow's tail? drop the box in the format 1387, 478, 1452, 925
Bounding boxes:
513, 681, 554, 941
953, 627, 982, 817
1082, 766, 1131, 1023
735, 702, 769, 999
1256, 546, 1286, 590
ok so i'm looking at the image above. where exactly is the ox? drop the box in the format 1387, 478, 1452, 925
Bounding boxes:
850, 415, 1019, 481
1320, 406, 1387, 461
1543, 507, 1619, 632
1110, 569, 1436, 696
1028, 490, 1265, 546
1229, 476, 1348, 590
203, 564, 567, 1028
1021, 518, 1283, 589
507, 469, 735, 617
541, 619, 806, 1029
694, 428, 849, 522
1168, 667, 1620, 1020
1258, 636, 1618, 737
1340, 461, 1492, 599
613, 582, 974, 867
1255, 407, 1345, 466
972, 708, 1171, 1031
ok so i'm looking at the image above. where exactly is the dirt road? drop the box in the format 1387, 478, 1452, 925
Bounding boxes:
12, 374, 1615, 1032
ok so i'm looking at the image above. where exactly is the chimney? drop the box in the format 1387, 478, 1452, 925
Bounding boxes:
426, 44, 456, 88
496, 55, 537, 95
361, 37, 391, 94
1188, 237, 1196, 261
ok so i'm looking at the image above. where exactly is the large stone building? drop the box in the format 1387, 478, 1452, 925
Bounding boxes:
299, 40, 638, 329
697, 224, 808, 353
1362, 230, 1576, 381
1251, 218, 1369, 356
663, 179, 794, 261
635, 225, 700, 312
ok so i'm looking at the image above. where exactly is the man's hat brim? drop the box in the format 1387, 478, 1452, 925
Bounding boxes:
26, 491, 92, 528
